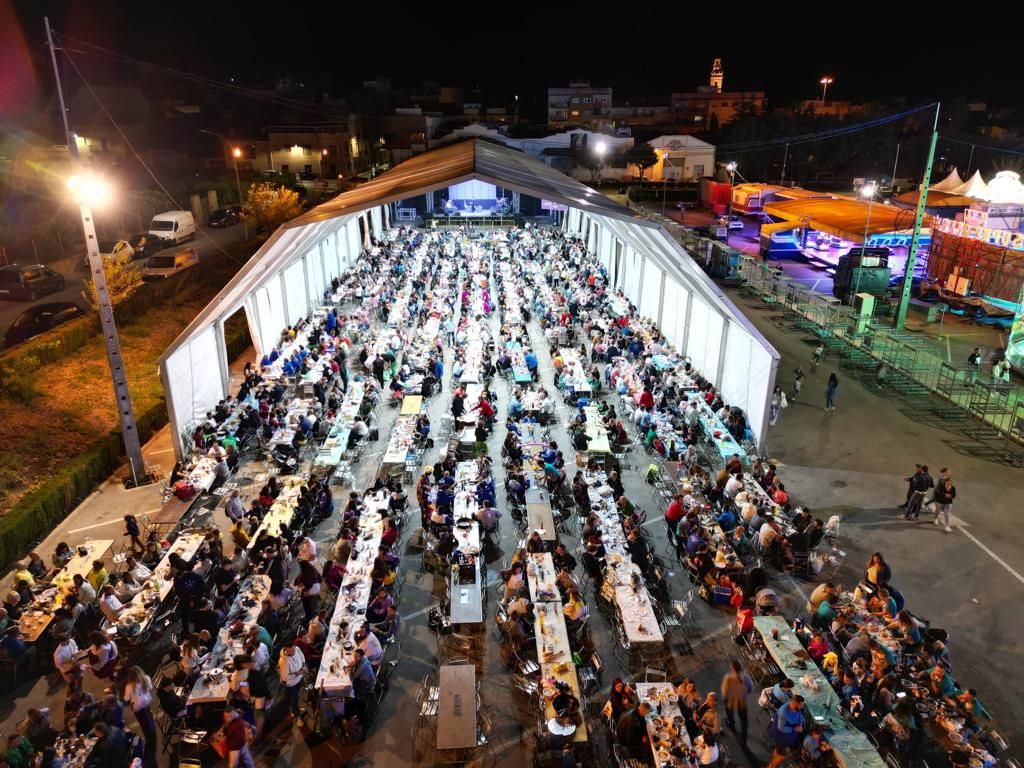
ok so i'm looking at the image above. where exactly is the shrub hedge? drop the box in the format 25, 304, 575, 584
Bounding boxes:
0, 247, 254, 568
0, 400, 168, 567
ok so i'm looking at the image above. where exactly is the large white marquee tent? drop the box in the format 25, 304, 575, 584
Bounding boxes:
158, 139, 779, 458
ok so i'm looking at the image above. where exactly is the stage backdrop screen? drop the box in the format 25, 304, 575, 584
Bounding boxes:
448, 180, 497, 210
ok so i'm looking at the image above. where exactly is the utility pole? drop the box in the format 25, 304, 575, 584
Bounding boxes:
198, 129, 249, 240
780, 143, 789, 186
895, 103, 940, 331
46, 17, 148, 487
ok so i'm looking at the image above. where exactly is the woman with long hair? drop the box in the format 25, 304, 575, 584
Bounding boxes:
123, 666, 157, 756
825, 373, 838, 412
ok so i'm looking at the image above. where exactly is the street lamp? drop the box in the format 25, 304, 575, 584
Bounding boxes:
852, 180, 877, 303
46, 17, 149, 487
594, 141, 607, 182
820, 77, 833, 106
198, 129, 248, 239
725, 161, 737, 243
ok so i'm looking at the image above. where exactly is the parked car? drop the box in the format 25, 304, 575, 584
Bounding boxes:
142, 248, 199, 281
0, 264, 66, 301
98, 239, 134, 263
718, 215, 744, 231
127, 232, 167, 259
207, 206, 242, 228
148, 210, 196, 244
4, 301, 84, 348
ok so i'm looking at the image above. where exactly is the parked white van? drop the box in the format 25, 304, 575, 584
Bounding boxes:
148, 211, 196, 244
142, 248, 199, 281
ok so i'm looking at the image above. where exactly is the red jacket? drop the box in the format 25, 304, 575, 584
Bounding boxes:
225, 718, 250, 751
639, 390, 655, 410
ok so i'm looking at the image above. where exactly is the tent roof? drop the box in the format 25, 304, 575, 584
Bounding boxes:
949, 169, 989, 199
762, 197, 923, 242
159, 138, 759, 364
894, 189, 978, 208
931, 168, 965, 192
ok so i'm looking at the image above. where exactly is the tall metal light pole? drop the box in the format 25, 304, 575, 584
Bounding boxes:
725, 161, 737, 244
890, 143, 901, 190
198, 128, 248, 240
819, 77, 833, 106
852, 181, 877, 303
780, 142, 789, 186
45, 17, 147, 487
895, 103, 941, 330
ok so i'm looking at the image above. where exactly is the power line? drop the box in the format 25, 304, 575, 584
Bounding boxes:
57, 35, 340, 119
938, 134, 1024, 158
716, 103, 937, 154
62, 49, 246, 267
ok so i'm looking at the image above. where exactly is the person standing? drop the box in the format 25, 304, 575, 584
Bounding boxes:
825, 373, 838, 412
792, 367, 804, 400
223, 707, 256, 768
122, 666, 157, 760
721, 659, 753, 745
933, 476, 956, 533
278, 640, 307, 723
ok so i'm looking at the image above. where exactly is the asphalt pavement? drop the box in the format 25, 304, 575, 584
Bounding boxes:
0, 223, 249, 348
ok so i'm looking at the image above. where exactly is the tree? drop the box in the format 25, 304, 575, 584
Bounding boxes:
81, 256, 143, 311
574, 149, 604, 182
243, 182, 302, 235
625, 143, 658, 183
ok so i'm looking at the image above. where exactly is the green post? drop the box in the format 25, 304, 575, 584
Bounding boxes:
895, 103, 941, 330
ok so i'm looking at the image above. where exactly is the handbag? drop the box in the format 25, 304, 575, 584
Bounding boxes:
210, 729, 229, 759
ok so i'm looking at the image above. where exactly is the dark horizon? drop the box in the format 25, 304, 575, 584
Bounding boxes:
4, 0, 1020, 122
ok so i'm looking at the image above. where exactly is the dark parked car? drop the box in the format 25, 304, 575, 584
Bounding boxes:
4, 301, 84, 347
207, 206, 242, 228
127, 232, 168, 258
0, 264, 66, 301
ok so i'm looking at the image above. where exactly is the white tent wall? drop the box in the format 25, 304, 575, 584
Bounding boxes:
347, 218, 361, 263
254, 280, 286, 355
721, 321, 776, 447
306, 244, 325, 308
283, 262, 308, 327
370, 206, 383, 238
639, 262, 662, 321
660, 277, 686, 352
161, 326, 224, 449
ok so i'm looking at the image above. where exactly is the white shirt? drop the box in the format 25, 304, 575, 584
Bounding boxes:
78, 582, 97, 605
278, 647, 306, 687
251, 642, 270, 671
99, 593, 124, 623
128, 562, 152, 580
725, 476, 744, 497
124, 680, 152, 713
360, 632, 384, 666
54, 639, 80, 674
540, 398, 555, 415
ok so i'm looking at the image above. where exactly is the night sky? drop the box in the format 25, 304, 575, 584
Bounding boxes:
3, 0, 1018, 119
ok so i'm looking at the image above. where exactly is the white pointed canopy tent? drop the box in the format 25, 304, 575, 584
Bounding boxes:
949, 169, 990, 200
158, 139, 779, 459
930, 168, 965, 193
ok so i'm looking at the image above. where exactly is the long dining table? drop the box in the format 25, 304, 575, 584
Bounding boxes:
754, 616, 887, 768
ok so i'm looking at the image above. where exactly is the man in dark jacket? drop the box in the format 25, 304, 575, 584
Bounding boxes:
86, 723, 130, 768
616, 702, 651, 750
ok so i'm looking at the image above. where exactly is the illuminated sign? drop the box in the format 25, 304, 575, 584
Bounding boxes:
934, 216, 1024, 250
866, 233, 931, 249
